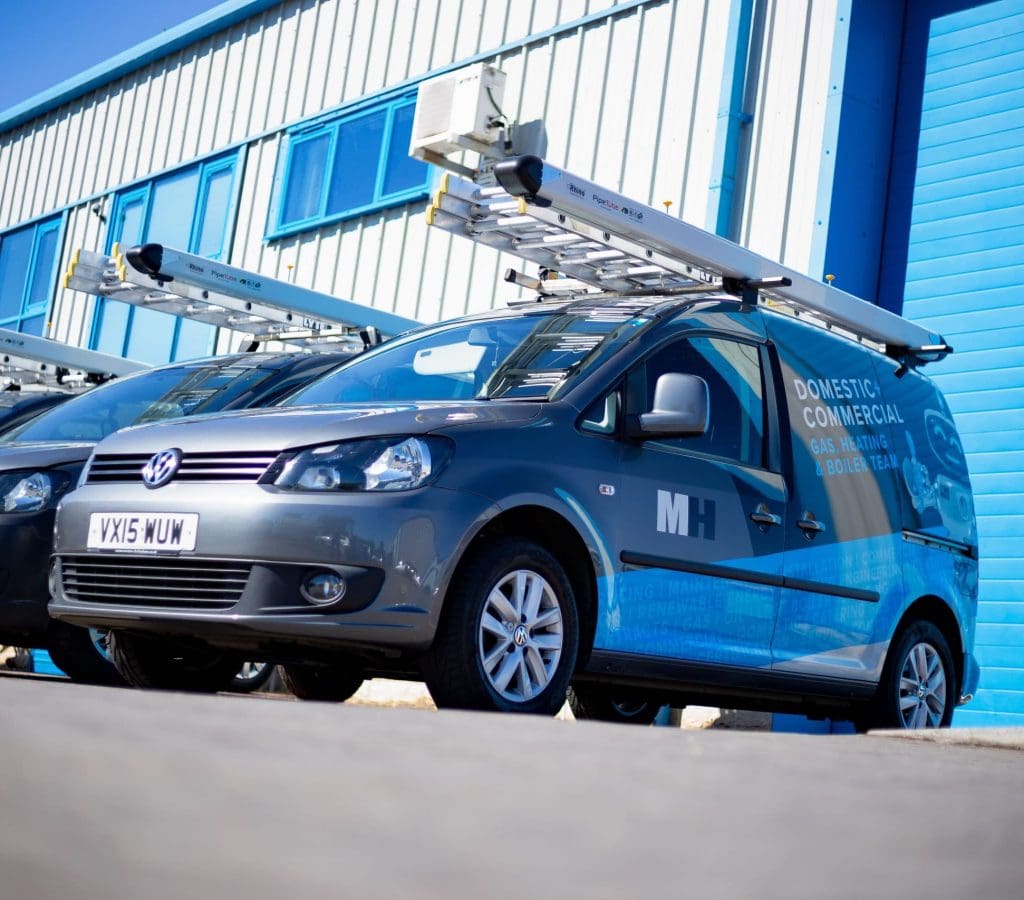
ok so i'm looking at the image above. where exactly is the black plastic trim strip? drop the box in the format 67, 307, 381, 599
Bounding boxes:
783, 576, 879, 603
621, 551, 782, 588
621, 551, 879, 602
902, 529, 975, 559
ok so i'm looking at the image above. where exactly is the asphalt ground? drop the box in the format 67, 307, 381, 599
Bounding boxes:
2, 674, 1022, 899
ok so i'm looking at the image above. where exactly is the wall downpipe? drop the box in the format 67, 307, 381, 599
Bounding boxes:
706, 0, 761, 240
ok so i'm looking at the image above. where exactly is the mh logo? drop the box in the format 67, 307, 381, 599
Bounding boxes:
656, 490, 716, 541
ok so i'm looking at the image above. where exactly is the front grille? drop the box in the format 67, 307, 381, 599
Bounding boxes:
86, 451, 277, 485
60, 555, 251, 609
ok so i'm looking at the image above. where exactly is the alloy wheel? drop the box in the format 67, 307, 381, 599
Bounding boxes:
898, 641, 947, 728
477, 569, 563, 703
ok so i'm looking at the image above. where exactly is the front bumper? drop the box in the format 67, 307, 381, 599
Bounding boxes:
49, 481, 498, 656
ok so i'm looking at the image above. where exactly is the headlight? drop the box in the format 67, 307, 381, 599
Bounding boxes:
0, 470, 73, 513
274, 436, 453, 492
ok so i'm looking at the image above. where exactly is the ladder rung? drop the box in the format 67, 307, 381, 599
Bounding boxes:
515, 234, 588, 250
472, 200, 521, 214
470, 215, 537, 233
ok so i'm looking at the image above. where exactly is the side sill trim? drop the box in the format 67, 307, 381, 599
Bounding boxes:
584, 649, 877, 700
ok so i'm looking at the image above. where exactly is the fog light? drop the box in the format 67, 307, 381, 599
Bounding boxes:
301, 571, 346, 606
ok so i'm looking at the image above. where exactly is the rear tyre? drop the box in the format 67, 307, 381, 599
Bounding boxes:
281, 661, 363, 702
109, 631, 240, 693
424, 537, 579, 715
47, 622, 124, 687
567, 683, 662, 725
864, 620, 956, 730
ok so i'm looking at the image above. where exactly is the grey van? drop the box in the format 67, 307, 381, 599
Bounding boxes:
50, 295, 979, 726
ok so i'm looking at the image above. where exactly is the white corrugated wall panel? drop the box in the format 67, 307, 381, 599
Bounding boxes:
229, 18, 265, 141
233, 135, 281, 275
214, 0, 831, 331
342, 0, 382, 99
1, 0, 843, 355
683, 2, 732, 223
223, 0, 806, 328
3, 132, 28, 225
271, 2, 304, 128
119, 80, 152, 188
48, 203, 108, 346
0, 0, 652, 233
741, 0, 838, 272
301, 0, 341, 117
41, 111, 70, 214
198, 36, 230, 156
618, 1, 675, 206
27, 114, 56, 220
784, 0, 839, 269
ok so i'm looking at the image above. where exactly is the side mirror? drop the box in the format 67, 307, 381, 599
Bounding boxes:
629, 373, 708, 438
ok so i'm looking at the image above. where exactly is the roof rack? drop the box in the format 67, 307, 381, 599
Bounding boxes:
427, 155, 950, 363
0, 327, 147, 391
64, 243, 418, 351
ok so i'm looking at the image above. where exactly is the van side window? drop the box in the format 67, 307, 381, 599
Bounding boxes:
636, 336, 765, 467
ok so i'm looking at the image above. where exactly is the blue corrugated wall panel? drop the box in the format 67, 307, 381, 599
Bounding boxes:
900, 0, 1024, 725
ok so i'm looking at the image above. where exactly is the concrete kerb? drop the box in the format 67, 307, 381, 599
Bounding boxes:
348, 683, 1024, 744
869, 728, 1024, 752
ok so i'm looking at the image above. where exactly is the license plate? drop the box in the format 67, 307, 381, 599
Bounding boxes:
87, 513, 199, 552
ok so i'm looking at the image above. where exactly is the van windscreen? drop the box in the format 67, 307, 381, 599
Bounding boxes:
286, 311, 651, 405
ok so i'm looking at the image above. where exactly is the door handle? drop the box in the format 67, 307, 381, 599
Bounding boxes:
750, 504, 782, 528
797, 513, 826, 536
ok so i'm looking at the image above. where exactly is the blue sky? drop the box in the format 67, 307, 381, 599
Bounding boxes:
0, 0, 228, 113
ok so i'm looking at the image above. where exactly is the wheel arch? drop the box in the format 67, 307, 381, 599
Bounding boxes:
889, 595, 965, 690
450, 504, 599, 668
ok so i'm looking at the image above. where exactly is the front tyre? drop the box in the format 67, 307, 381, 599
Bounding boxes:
567, 683, 662, 725
47, 622, 124, 687
870, 621, 956, 730
109, 631, 240, 693
424, 538, 579, 715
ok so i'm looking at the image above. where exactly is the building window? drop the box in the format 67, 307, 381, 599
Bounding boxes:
271, 94, 430, 237
91, 152, 240, 365
0, 217, 63, 336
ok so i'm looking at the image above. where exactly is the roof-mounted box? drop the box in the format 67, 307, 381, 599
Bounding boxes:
411, 63, 507, 158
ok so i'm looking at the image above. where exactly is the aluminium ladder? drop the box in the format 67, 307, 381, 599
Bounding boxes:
427, 155, 949, 361
64, 243, 419, 351
0, 327, 147, 390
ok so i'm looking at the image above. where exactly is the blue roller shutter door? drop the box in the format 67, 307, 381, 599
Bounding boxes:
900, 0, 1024, 725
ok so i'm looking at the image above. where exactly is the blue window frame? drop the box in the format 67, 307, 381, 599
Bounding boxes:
91, 152, 240, 365
270, 94, 431, 238
0, 216, 63, 337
